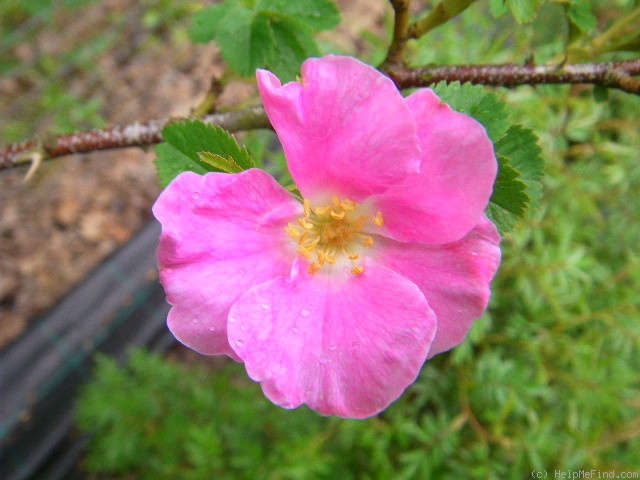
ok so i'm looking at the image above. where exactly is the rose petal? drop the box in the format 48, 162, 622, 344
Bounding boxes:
257, 55, 421, 202
227, 260, 437, 418
152, 169, 301, 358
372, 216, 501, 357
372, 89, 498, 244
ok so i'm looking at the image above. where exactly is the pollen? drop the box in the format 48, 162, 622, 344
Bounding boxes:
285, 196, 384, 275
373, 211, 384, 227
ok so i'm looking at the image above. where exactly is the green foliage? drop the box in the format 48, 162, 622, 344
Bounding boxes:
76, 349, 332, 479
489, 0, 598, 38
198, 151, 245, 174
189, 0, 340, 80
489, 0, 544, 23
154, 120, 255, 187
488, 0, 596, 33
0, 0, 106, 141
495, 125, 544, 205
487, 157, 530, 232
433, 81, 543, 233
0, 0, 195, 143
567, 1, 598, 32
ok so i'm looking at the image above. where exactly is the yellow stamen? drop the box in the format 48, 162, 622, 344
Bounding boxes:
285, 223, 300, 238
285, 195, 384, 275
298, 231, 309, 245
341, 198, 357, 211
298, 218, 314, 229
353, 216, 366, 231
314, 205, 332, 216
330, 209, 346, 220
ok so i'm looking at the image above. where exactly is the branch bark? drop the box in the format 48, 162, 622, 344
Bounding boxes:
1, 106, 270, 173
2, 59, 639, 174
384, 0, 412, 65
383, 59, 640, 94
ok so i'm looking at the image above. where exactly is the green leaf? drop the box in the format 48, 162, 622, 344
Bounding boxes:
188, 1, 236, 43
198, 152, 244, 174
433, 81, 510, 142
507, 0, 544, 23
213, 5, 257, 76
486, 156, 530, 233
154, 143, 209, 188
592, 85, 609, 103
567, 1, 597, 33
188, 0, 339, 78
266, 15, 319, 80
249, 13, 278, 73
256, 0, 340, 30
433, 82, 544, 233
154, 120, 254, 187
488, 0, 509, 17
494, 125, 544, 207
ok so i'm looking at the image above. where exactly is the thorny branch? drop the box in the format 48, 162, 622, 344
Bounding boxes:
2, 59, 640, 174
2, 0, 640, 175
3, 59, 640, 174
1, 106, 270, 174
382, 59, 640, 94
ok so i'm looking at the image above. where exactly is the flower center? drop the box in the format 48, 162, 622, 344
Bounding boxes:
285, 195, 384, 275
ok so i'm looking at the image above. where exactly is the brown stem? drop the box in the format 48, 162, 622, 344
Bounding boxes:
383, 59, 640, 95
3, 59, 640, 174
1, 106, 270, 172
191, 77, 224, 117
384, 0, 412, 65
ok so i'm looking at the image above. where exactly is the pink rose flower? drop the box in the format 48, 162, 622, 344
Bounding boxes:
153, 55, 501, 418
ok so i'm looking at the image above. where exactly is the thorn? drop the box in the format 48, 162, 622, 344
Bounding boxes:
22, 150, 44, 183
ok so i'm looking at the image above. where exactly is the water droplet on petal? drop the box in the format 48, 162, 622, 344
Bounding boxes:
300, 308, 310, 317
192, 317, 199, 323
261, 304, 271, 310
192, 191, 200, 200
229, 315, 237, 323
240, 324, 246, 331
235, 339, 244, 347
292, 326, 299, 333
352, 342, 360, 349
208, 326, 216, 332
239, 268, 247, 275
329, 345, 338, 351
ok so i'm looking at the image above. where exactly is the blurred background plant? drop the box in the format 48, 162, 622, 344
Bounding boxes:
0, 0, 199, 142
1, 0, 639, 477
